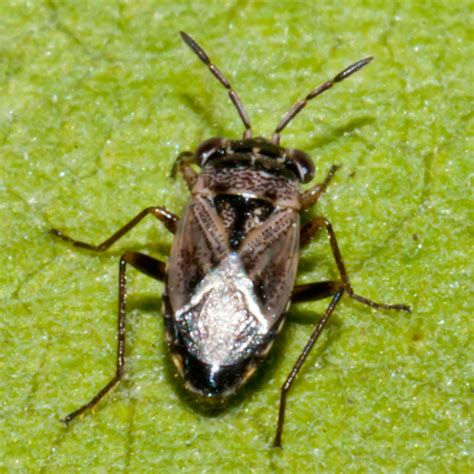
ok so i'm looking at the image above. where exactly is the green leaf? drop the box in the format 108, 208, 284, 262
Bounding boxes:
1, 1, 471, 471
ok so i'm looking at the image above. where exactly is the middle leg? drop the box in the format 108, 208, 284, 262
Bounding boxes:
300, 216, 411, 312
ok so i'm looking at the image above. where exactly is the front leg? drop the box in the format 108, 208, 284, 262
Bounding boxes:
299, 165, 339, 211
51, 206, 179, 252
170, 151, 198, 191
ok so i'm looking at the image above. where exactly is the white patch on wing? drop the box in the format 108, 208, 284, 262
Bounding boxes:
175, 252, 270, 366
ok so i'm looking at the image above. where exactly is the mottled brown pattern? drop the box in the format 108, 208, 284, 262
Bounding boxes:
195, 165, 300, 209
168, 175, 300, 332
167, 195, 229, 311
213, 194, 274, 249
239, 208, 300, 317
214, 197, 236, 230
242, 200, 274, 235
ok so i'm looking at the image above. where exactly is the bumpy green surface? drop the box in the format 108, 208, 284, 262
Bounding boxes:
1, 1, 472, 472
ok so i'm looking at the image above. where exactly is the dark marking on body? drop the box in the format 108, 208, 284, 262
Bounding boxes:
50, 31, 411, 448
214, 194, 274, 249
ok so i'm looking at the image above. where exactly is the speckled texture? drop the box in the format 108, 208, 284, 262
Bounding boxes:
0, 1, 472, 472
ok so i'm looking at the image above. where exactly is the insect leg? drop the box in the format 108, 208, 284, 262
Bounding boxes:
277, 270, 408, 446
299, 165, 339, 211
274, 288, 344, 447
62, 251, 165, 425
170, 151, 198, 191
51, 206, 179, 251
301, 216, 411, 312
292, 280, 344, 303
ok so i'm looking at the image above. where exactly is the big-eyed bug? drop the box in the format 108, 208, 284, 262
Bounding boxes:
51, 31, 410, 447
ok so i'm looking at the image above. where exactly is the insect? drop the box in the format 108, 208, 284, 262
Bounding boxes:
51, 31, 411, 447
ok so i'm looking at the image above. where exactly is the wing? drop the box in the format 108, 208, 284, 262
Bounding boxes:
166, 195, 299, 368
166, 194, 230, 313
238, 207, 300, 326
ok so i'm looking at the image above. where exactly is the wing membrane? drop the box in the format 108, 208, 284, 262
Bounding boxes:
239, 208, 300, 325
167, 195, 229, 312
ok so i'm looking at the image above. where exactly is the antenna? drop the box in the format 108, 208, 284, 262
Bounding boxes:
272, 57, 373, 144
180, 31, 252, 139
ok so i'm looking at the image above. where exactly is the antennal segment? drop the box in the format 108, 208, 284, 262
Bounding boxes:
272, 57, 373, 144
180, 31, 252, 139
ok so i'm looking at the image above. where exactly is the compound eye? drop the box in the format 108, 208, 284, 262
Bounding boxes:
195, 137, 226, 166
288, 149, 314, 183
